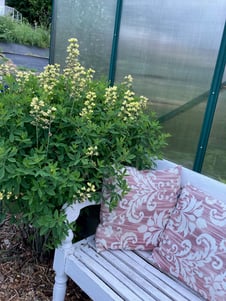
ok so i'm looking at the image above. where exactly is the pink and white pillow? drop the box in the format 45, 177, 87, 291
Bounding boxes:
95, 165, 181, 252
152, 184, 226, 301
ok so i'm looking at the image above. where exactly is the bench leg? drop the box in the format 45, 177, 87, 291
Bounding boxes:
52, 273, 68, 301
52, 230, 74, 301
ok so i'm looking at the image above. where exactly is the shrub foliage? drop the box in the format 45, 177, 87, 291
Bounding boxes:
0, 38, 168, 251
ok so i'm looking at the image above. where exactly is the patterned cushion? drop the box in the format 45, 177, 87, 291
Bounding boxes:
152, 184, 226, 301
95, 166, 181, 252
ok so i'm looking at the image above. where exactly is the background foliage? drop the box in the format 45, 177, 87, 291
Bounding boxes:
6, 0, 52, 27
0, 16, 50, 47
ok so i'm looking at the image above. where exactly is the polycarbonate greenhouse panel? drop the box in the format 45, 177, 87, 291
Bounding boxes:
50, 0, 116, 77
116, 0, 225, 117
114, 0, 225, 171
50, 0, 226, 178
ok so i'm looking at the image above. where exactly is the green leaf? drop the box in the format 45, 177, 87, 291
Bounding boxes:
9, 133, 14, 142
0, 167, 5, 180
7, 157, 16, 163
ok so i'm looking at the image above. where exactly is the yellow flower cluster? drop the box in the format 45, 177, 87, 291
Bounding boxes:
104, 86, 118, 106
15, 70, 34, 88
0, 191, 12, 200
139, 95, 148, 107
30, 97, 56, 129
65, 37, 80, 67
63, 38, 95, 98
123, 74, 133, 88
0, 62, 17, 77
38, 64, 60, 98
80, 91, 96, 118
75, 182, 96, 201
119, 90, 148, 121
86, 145, 99, 157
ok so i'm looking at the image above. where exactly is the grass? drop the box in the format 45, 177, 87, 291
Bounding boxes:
0, 16, 50, 48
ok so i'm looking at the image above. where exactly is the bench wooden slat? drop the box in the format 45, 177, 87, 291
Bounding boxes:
65, 252, 124, 301
86, 236, 181, 301
112, 250, 189, 301
87, 236, 204, 301
86, 237, 172, 301
131, 250, 205, 301
71, 250, 144, 301
98, 251, 172, 301
80, 242, 156, 301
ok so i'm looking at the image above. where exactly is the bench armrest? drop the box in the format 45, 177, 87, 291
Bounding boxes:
64, 199, 101, 224
59, 199, 101, 250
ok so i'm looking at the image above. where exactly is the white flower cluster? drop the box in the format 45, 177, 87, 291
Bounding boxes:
30, 97, 56, 129
65, 38, 80, 66
63, 38, 95, 98
0, 191, 12, 200
123, 74, 133, 88
15, 70, 34, 87
104, 86, 118, 106
38, 64, 60, 98
75, 182, 96, 201
80, 91, 96, 118
0, 62, 17, 77
86, 145, 99, 157
118, 90, 148, 121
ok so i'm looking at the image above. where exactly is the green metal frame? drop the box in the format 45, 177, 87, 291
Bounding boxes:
193, 21, 226, 172
49, 0, 57, 64
108, 0, 123, 86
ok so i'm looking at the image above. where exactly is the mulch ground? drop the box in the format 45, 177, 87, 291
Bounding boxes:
0, 216, 91, 301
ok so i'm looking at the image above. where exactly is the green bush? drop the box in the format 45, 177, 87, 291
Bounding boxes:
0, 38, 168, 254
0, 16, 49, 48
0, 16, 15, 41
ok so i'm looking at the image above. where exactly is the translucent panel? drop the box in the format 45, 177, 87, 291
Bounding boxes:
116, 0, 225, 116
115, 0, 225, 167
50, 0, 116, 77
161, 100, 207, 169
202, 77, 226, 180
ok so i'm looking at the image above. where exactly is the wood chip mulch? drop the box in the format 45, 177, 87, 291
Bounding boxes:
0, 217, 91, 301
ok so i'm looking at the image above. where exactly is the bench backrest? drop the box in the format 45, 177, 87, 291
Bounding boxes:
156, 159, 226, 204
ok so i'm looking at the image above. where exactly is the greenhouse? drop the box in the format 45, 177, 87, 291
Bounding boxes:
50, 0, 226, 180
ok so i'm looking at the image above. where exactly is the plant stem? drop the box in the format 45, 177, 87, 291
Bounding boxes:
36, 125, 39, 148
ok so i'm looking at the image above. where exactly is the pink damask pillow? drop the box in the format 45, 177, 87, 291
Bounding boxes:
95, 166, 181, 252
152, 184, 226, 301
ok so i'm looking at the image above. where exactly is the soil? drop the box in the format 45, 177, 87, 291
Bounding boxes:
0, 216, 91, 301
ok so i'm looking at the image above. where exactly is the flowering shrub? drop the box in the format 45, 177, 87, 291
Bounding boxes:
0, 38, 168, 251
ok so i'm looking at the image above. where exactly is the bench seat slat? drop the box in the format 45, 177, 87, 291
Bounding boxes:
111, 249, 189, 301
86, 237, 173, 301
71, 250, 144, 301
65, 254, 123, 301
70, 236, 202, 301
125, 249, 204, 301
87, 235, 204, 301
80, 242, 156, 301
99, 250, 172, 301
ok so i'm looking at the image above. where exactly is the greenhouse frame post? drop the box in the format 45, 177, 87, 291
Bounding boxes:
193, 21, 226, 173
108, 0, 123, 86
49, 0, 56, 65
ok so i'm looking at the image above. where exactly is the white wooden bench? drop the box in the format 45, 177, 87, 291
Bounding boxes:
52, 159, 226, 301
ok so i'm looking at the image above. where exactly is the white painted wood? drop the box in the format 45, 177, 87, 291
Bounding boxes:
52, 159, 226, 301
156, 159, 226, 202
64, 199, 99, 224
